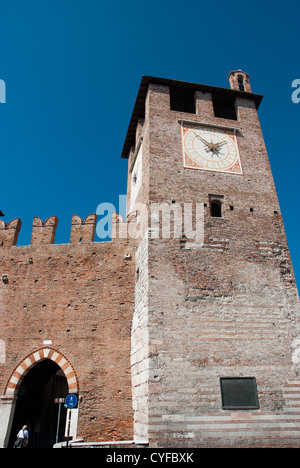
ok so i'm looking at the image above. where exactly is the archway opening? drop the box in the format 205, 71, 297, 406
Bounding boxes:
8, 359, 68, 448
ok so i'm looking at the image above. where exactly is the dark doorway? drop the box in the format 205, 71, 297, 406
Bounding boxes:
9, 359, 68, 448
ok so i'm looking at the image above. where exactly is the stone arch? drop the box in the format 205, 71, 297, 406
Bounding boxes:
4, 347, 79, 396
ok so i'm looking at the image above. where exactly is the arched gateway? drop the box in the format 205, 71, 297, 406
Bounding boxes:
0, 347, 79, 448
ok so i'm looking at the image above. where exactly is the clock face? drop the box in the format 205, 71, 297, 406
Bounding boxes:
182, 125, 243, 175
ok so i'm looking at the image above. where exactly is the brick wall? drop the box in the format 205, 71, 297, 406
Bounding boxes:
130, 79, 300, 447
1, 72, 300, 448
0, 214, 135, 442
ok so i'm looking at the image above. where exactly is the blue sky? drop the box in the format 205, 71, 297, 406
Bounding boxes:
0, 0, 299, 286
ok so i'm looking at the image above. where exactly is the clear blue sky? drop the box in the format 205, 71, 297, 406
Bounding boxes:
0, 0, 299, 286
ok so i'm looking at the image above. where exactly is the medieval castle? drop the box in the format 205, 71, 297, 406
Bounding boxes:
0, 71, 300, 448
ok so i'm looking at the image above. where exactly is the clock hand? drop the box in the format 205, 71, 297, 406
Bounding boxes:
197, 137, 219, 152
215, 141, 226, 148
195, 134, 225, 155
196, 135, 211, 147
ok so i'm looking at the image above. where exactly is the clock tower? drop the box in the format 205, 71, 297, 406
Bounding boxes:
122, 72, 300, 447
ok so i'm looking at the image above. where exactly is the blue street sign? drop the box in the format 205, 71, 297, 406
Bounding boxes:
65, 393, 78, 409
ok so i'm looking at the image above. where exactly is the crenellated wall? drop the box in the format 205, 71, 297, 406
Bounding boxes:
0, 213, 136, 445
0, 213, 99, 248
0, 219, 22, 248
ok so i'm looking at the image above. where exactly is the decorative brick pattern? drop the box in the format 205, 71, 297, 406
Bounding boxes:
5, 347, 78, 395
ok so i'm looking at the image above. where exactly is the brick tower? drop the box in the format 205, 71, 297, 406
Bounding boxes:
123, 72, 300, 447
1, 71, 300, 449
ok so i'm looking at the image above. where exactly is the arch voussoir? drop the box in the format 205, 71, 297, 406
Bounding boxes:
4, 347, 79, 396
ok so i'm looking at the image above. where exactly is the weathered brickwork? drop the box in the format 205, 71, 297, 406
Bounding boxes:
1, 71, 300, 448
131, 233, 149, 441
0, 215, 135, 446
125, 73, 300, 447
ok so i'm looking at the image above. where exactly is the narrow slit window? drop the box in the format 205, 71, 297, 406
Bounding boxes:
238, 75, 245, 91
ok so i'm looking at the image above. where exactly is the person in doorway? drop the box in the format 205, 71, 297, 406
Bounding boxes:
13, 425, 29, 448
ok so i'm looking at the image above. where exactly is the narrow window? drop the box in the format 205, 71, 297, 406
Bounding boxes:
238, 75, 245, 92
220, 377, 259, 410
210, 199, 222, 218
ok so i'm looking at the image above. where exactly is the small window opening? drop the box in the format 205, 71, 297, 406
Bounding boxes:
238, 75, 245, 92
170, 86, 196, 114
230, 205, 234, 211
133, 173, 137, 185
211, 200, 222, 218
212, 93, 237, 120
250, 207, 254, 212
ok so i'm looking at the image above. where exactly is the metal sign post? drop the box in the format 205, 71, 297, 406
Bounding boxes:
54, 397, 65, 445
64, 394, 78, 448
